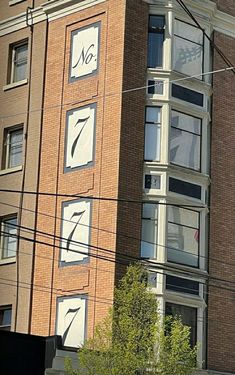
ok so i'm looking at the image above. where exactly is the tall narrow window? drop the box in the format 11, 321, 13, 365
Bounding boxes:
9, 42, 28, 83
170, 111, 201, 171
3, 127, 23, 169
167, 206, 200, 268
0, 217, 17, 260
141, 203, 158, 258
147, 16, 165, 68
144, 106, 161, 161
173, 19, 203, 77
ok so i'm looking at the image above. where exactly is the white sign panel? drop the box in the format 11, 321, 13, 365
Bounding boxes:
61, 200, 91, 263
56, 295, 87, 348
65, 104, 96, 171
70, 23, 100, 80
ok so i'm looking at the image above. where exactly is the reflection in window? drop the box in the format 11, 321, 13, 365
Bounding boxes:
170, 110, 201, 171
148, 16, 165, 68
144, 106, 161, 161
173, 19, 203, 78
165, 302, 197, 347
167, 206, 199, 267
0, 217, 17, 259
141, 203, 158, 258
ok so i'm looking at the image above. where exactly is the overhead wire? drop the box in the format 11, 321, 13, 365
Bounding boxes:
1, 199, 235, 269
0, 66, 234, 121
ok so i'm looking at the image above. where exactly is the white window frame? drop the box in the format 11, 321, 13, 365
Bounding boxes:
9, 41, 28, 84
2, 126, 23, 170
0, 216, 17, 262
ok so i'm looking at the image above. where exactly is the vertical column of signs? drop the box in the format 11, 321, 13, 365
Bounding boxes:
56, 295, 87, 348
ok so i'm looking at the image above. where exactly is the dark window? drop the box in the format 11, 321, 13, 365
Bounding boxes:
148, 16, 165, 68
148, 80, 164, 95
145, 175, 161, 189
172, 84, 203, 107
0, 306, 12, 331
169, 177, 201, 199
166, 275, 199, 295
165, 302, 197, 347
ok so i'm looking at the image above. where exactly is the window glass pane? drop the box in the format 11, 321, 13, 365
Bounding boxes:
169, 177, 202, 200
2, 218, 17, 258
172, 84, 204, 107
166, 275, 199, 295
167, 207, 199, 267
145, 124, 161, 161
141, 204, 157, 258
171, 111, 201, 135
146, 107, 161, 123
13, 44, 28, 82
174, 20, 203, 45
148, 33, 164, 68
9, 129, 23, 168
165, 302, 197, 347
149, 16, 165, 31
170, 127, 200, 170
173, 37, 203, 76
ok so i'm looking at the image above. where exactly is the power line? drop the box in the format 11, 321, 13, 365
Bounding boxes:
1, 199, 235, 269
0, 189, 207, 209
1, 224, 235, 288
0, 66, 234, 121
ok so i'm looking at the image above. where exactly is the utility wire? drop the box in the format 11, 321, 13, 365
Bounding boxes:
0, 189, 207, 209
1, 200, 235, 268
175, 0, 235, 74
1, 225, 235, 288
0, 66, 234, 121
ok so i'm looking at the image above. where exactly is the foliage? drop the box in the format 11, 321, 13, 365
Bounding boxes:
65, 264, 197, 375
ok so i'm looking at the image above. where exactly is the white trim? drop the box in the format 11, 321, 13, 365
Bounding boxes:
3, 78, 28, 91
0, 166, 22, 176
9, 0, 26, 6
42, 0, 106, 22
0, 257, 16, 265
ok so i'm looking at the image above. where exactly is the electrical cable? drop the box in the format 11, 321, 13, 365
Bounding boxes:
1, 200, 235, 268
175, 0, 235, 74
1, 226, 235, 288
0, 66, 233, 121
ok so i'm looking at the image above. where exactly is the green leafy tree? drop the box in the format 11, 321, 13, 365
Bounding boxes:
65, 264, 197, 375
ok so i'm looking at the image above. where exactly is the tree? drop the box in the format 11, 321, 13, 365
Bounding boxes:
65, 264, 197, 375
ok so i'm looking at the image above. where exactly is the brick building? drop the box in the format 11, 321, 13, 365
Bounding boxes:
0, 0, 234, 374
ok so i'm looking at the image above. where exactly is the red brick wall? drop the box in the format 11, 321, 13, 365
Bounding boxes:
211, 0, 235, 17
208, 31, 235, 373
30, 0, 127, 338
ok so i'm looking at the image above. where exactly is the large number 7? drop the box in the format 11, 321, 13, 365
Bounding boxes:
62, 306, 81, 345
66, 210, 86, 253
71, 115, 90, 159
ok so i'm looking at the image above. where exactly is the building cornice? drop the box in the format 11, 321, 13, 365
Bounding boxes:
0, 0, 235, 38
0, 0, 106, 36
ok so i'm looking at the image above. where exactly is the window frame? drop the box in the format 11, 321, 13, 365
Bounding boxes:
0, 215, 18, 261
144, 106, 162, 162
2, 126, 24, 170
141, 202, 159, 259
173, 18, 205, 79
169, 109, 202, 172
0, 305, 12, 331
167, 206, 200, 269
9, 40, 28, 85
147, 15, 166, 69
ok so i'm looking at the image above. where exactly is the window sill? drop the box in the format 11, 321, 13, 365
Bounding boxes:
3, 79, 28, 91
0, 257, 16, 266
0, 165, 22, 176
9, 0, 26, 6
